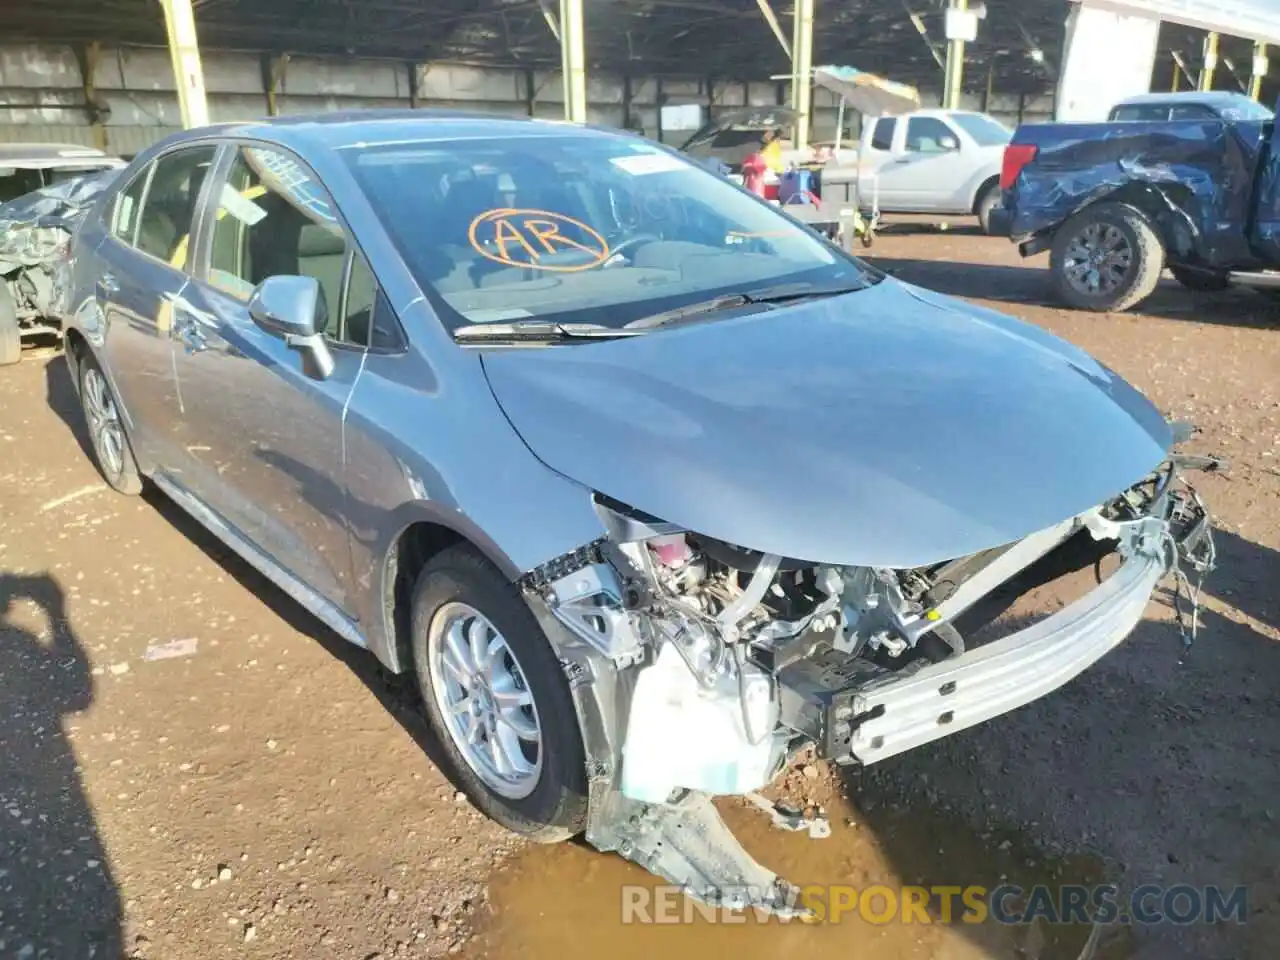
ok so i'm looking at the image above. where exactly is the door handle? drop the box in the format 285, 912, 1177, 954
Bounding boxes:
173, 308, 209, 354
96, 272, 120, 296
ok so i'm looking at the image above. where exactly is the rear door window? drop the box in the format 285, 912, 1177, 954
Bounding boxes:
1110, 104, 1172, 122
131, 146, 217, 269
870, 118, 896, 151
111, 167, 152, 247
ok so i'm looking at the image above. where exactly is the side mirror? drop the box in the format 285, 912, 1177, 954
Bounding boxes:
940, 135, 960, 151
247, 275, 334, 381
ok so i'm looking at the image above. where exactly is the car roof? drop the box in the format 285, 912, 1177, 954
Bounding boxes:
1111, 91, 1253, 109
157, 109, 616, 156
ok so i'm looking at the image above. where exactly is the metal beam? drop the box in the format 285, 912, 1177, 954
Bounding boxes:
559, 0, 586, 123
754, 0, 791, 59
261, 53, 288, 116
537, 0, 561, 41
943, 0, 969, 110
790, 0, 814, 150
159, 0, 209, 129
73, 41, 108, 152
1199, 31, 1219, 91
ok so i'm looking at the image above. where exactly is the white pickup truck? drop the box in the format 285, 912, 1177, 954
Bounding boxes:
855, 109, 1011, 234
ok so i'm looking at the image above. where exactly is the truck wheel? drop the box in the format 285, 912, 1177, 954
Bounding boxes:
1170, 265, 1230, 292
975, 183, 1000, 235
0, 283, 20, 366
1050, 203, 1164, 312
411, 544, 588, 843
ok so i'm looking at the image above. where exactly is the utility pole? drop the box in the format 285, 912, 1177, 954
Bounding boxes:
790, 0, 814, 150
1199, 32, 1219, 92
559, 0, 586, 123
1251, 42, 1269, 101
942, 0, 971, 110
159, 0, 209, 128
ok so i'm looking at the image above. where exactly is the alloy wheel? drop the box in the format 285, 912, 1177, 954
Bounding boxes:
83, 367, 126, 481
1062, 222, 1134, 297
426, 601, 543, 799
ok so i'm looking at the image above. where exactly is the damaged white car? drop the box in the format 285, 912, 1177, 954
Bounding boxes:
63, 114, 1216, 912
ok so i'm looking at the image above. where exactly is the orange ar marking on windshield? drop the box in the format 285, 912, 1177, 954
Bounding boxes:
521, 218, 598, 257
467, 208, 610, 272
492, 216, 542, 264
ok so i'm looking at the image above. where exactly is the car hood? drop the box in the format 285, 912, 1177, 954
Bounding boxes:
480, 279, 1172, 569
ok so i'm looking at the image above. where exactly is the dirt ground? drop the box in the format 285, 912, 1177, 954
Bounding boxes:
1, 227, 1276, 960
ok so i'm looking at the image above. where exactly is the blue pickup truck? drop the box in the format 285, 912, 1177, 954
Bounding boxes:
992, 91, 1280, 312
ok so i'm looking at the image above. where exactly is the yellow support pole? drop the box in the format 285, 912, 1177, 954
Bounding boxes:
943, 0, 968, 110
790, 0, 814, 151
159, 0, 209, 128
1199, 32, 1219, 92
559, 0, 586, 123
1250, 43, 1268, 101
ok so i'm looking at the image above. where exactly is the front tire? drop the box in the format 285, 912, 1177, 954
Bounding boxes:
0, 283, 20, 366
411, 545, 588, 842
78, 352, 143, 494
1050, 203, 1164, 312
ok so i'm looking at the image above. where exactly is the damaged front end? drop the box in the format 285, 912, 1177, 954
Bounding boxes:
520, 456, 1217, 915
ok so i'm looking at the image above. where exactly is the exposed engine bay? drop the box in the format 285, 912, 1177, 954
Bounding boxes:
522, 455, 1217, 914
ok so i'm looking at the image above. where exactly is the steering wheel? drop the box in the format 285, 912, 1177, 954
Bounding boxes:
600, 233, 661, 268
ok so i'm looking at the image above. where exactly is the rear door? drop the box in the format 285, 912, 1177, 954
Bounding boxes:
170, 142, 376, 616
90, 144, 218, 472
858, 117, 901, 208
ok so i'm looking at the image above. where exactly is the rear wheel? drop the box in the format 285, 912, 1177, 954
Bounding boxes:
411, 545, 588, 842
79, 351, 143, 494
0, 283, 20, 366
975, 182, 1000, 235
1170, 265, 1231, 292
1050, 203, 1164, 312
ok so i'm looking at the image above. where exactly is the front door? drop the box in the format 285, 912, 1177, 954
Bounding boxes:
872, 116, 963, 213
170, 143, 369, 617
92, 145, 218, 472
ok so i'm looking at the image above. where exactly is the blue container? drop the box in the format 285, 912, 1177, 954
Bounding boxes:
778, 168, 816, 205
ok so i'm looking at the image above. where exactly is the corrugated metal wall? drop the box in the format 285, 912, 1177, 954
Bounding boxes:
0, 42, 1052, 158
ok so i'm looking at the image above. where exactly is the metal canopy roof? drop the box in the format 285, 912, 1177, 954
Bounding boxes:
2, 0, 1073, 92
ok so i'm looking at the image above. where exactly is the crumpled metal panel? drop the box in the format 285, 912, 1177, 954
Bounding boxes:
1007, 115, 1272, 267
0, 169, 118, 270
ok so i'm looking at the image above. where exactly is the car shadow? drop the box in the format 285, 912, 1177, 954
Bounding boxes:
44, 354, 95, 464
0, 572, 123, 959
865, 256, 1280, 330
836, 550, 1280, 959
136, 485, 460, 781
1206, 527, 1278, 635
38, 353, 462, 794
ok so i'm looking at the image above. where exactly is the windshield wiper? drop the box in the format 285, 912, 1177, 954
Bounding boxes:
624, 294, 755, 330
740, 280, 867, 303
454, 321, 642, 343
625, 281, 865, 331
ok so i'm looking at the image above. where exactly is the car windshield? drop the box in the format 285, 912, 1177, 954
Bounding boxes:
949, 113, 1012, 146
341, 131, 874, 335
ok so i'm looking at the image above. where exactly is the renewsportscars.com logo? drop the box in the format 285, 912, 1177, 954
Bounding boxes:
620, 883, 1249, 926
